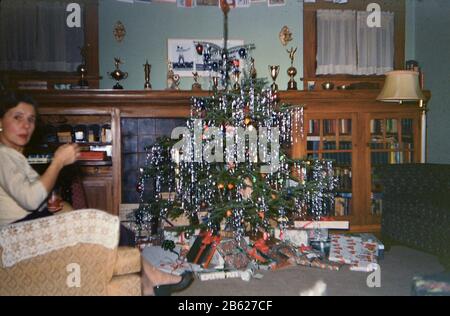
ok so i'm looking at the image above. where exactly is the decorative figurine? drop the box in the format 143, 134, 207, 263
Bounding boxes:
143, 60, 152, 90
192, 72, 202, 91
166, 61, 180, 90
279, 26, 293, 46
269, 65, 280, 91
286, 47, 298, 90
108, 57, 128, 89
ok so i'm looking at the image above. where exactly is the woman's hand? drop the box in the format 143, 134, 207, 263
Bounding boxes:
40, 143, 80, 194
53, 143, 80, 167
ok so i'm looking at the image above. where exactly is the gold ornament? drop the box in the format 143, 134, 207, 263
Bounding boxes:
113, 21, 126, 43
279, 26, 293, 46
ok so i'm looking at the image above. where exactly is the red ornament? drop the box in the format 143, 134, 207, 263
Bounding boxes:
195, 43, 203, 55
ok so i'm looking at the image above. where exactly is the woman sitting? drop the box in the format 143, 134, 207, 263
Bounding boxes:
0, 90, 193, 295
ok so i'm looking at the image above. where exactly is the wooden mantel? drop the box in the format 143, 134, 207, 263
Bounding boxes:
32, 89, 431, 117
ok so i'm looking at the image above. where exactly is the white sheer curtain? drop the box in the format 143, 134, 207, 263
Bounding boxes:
0, 0, 84, 72
316, 10, 357, 75
356, 11, 394, 75
316, 9, 395, 75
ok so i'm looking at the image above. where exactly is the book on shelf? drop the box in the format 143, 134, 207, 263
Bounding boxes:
334, 192, 352, 216
370, 119, 383, 135
334, 167, 352, 191
57, 131, 72, 143
78, 151, 106, 161
90, 145, 112, 157
308, 120, 320, 135
323, 120, 335, 135
340, 119, 351, 135
386, 119, 398, 134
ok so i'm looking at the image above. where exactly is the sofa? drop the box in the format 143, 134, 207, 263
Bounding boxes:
375, 163, 450, 265
0, 209, 142, 296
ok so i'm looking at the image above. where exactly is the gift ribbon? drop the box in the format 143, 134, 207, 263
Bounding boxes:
253, 238, 269, 254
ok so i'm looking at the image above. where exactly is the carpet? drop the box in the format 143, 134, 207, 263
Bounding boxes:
174, 246, 445, 296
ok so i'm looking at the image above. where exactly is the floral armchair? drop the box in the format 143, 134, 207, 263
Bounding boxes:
0, 209, 142, 296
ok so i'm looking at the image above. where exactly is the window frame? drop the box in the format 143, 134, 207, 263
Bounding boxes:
303, 0, 405, 89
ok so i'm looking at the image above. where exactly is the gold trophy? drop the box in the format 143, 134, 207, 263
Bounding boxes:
269, 65, 280, 91
108, 57, 128, 89
143, 60, 152, 90
192, 72, 202, 91
286, 47, 298, 90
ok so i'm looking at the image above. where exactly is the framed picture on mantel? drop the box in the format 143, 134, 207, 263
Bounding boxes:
168, 38, 244, 77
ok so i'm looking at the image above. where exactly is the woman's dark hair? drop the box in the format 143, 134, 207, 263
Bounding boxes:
0, 90, 38, 118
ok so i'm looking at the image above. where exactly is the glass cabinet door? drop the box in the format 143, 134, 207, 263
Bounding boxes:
369, 116, 417, 216
306, 117, 353, 217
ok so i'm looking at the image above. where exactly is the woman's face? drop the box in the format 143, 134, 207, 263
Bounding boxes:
0, 102, 36, 152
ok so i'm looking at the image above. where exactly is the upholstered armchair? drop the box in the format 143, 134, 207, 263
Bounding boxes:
0, 209, 142, 296
375, 164, 450, 264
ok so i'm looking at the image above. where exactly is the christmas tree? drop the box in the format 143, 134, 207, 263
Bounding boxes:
133, 1, 335, 240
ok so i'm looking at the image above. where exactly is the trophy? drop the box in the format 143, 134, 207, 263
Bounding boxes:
77, 46, 89, 88
286, 47, 298, 90
192, 72, 202, 91
232, 70, 241, 91
166, 61, 180, 90
269, 65, 280, 91
108, 57, 128, 89
143, 60, 152, 90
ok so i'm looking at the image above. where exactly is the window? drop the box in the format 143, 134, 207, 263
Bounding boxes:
303, 0, 405, 88
316, 9, 394, 75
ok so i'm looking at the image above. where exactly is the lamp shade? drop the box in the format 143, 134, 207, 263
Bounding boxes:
377, 70, 425, 102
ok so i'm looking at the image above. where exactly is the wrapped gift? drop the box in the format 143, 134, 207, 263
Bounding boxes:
412, 273, 450, 296
274, 228, 309, 247
294, 220, 349, 230
186, 231, 221, 268
358, 233, 385, 259
141, 245, 196, 275
328, 234, 377, 265
296, 245, 342, 271
216, 238, 251, 270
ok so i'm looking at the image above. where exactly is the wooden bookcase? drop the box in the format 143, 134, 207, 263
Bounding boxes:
29, 89, 429, 232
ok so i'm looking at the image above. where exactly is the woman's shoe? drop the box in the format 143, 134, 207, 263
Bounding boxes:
153, 271, 194, 296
